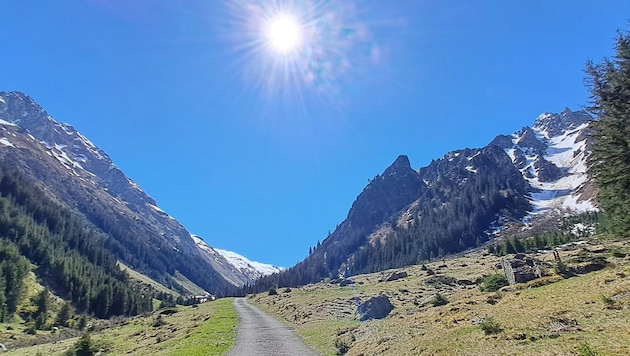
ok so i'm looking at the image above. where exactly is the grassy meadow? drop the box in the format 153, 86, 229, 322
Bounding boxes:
3, 297, 237, 356
251, 235, 630, 355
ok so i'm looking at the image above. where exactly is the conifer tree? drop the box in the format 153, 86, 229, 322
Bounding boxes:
586, 28, 630, 236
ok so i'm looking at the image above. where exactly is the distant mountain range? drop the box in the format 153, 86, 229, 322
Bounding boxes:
249, 108, 597, 291
0, 91, 598, 297
0, 91, 278, 295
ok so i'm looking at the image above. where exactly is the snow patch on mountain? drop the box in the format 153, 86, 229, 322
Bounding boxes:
191, 234, 283, 282
504, 109, 596, 217
214, 248, 284, 278
0, 137, 14, 147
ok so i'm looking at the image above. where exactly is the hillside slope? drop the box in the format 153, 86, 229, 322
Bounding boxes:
251, 235, 630, 356
250, 108, 597, 291
0, 91, 248, 294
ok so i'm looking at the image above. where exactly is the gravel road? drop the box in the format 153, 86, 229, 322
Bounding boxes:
226, 297, 320, 356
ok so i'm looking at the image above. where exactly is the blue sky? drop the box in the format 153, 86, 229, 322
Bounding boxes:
1, 1, 628, 267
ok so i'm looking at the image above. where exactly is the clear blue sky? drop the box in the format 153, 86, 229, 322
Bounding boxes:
1, 1, 628, 267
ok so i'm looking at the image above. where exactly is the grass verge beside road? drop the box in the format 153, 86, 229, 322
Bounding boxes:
6, 297, 238, 356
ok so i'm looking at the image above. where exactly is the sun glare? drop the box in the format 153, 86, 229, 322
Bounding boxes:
226, 0, 380, 106
266, 14, 302, 54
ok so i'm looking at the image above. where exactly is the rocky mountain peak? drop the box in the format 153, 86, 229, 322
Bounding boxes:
533, 108, 591, 137
383, 155, 412, 176
346, 155, 426, 229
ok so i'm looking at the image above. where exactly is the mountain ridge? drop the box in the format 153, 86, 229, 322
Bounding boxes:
249, 108, 597, 292
0, 91, 270, 293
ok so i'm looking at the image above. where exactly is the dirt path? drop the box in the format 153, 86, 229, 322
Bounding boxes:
226, 297, 320, 356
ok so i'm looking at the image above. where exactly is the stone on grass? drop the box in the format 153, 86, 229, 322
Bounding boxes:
357, 294, 394, 321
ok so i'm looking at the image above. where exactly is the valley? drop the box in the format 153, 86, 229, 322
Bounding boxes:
5, 233, 628, 355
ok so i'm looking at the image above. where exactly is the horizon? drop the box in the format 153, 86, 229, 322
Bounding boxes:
1, 1, 629, 267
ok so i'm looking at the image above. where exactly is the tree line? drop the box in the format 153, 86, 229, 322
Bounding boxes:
0, 160, 155, 320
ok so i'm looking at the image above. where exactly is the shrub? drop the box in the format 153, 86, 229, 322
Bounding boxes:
431, 293, 449, 307
577, 341, 599, 356
64, 333, 97, 356
268, 288, 278, 296
334, 337, 350, 355
480, 274, 508, 292
479, 317, 502, 335
611, 249, 627, 258
152, 314, 166, 327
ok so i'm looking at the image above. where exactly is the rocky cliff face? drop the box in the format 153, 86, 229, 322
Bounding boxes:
0, 91, 256, 292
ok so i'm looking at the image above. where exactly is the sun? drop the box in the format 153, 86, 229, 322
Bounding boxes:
225, 0, 378, 104
265, 14, 303, 54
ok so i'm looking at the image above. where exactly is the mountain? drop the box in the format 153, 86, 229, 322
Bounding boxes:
192, 234, 284, 286
0, 91, 262, 296
492, 108, 595, 215
250, 108, 596, 291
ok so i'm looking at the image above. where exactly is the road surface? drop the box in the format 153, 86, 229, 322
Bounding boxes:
226, 297, 320, 356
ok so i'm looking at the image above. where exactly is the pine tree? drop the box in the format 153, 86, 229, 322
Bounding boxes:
586, 28, 630, 236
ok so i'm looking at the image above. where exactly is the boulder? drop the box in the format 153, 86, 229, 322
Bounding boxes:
357, 295, 394, 321
380, 271, 408, 282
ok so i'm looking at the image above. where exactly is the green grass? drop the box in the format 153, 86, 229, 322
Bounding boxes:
6, 298, 238, 356
249, 236, 630, 356
161, 298, 238, 356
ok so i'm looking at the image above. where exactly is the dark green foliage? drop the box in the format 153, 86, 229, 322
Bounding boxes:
0, 241, 30, 321
334, 337, 350, 355
431, 293, 449, 307
66, 333, 97, 356
611, 248, 627, 258
577, 342, 599, 356
0, 161, 154, 319
586, 28, 630, 237
479, 317, 502, 335
480, 274, 508, 292
488, 231, 574, 257
268, 287, 278, 296
34, 288, 49, 329
56, 301, 73, 327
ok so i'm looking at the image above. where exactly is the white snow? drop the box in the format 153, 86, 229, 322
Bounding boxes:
191, 234, 283, 277
215, 248, 284, 277
0, 119, 17, 126
76, 132, 104, 160
467, 151, 481, 161
0, 137, 14, 147
519, 122, 596, 214
505, 119, 596, 220
128, 178, 143, 192
50, 144, 84, 171
0, 96, 5, 104
148, 203, 167, 214
465, 165, 478, 173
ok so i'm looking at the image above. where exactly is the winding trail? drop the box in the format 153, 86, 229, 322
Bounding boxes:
226, 297, 320, 356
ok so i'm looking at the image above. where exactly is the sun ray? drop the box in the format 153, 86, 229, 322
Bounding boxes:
222, 0, 384, 112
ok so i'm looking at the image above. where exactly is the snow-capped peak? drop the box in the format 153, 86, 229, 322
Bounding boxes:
191, 234, 283, 285
501, 108, 596, 217
214, 248, 284, 279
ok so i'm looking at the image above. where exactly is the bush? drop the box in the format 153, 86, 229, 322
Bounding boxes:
479, 317, 502, 335
611, 249, 627, 258
577, 341, 599, 356
64, 333, 97, 356
431, 293, 449, 307
334, 337, 350, 355
152, 314, 166, 327
268, 288, 278, 296
480, 274, 508, 292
